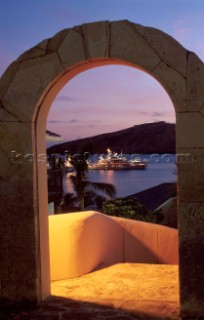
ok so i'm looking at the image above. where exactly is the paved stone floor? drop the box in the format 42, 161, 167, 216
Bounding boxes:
30, 263, 181, 320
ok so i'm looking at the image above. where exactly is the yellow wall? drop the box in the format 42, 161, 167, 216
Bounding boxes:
49, 211, 178, 281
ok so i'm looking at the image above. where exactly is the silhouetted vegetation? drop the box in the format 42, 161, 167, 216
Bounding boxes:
102, 198, 166, 225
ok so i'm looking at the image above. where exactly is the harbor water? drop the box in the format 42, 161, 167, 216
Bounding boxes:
63, 154, 177, 198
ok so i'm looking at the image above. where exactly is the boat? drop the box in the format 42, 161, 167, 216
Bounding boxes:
88, 149, 147, 170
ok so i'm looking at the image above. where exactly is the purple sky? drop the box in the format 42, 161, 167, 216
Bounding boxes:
1, 0, 204, 143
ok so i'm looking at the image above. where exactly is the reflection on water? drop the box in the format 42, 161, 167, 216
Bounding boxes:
63, 154, 176, 198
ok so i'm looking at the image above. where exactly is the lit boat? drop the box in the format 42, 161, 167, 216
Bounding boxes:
88, 149, 147, 170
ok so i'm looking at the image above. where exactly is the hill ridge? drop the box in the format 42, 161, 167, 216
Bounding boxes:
47, 121, 175, 154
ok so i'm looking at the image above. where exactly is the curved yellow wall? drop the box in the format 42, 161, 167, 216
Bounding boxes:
49, 211, 178, 281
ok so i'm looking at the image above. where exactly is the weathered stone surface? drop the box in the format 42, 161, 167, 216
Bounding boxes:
47, 29, 69, 52
0, 61, 20, 100
0, 122, 38, 206
179, 242, 204, 318
0, 101, 19, 121
177, 148, 204, 201
0, 248, 9, 279
109, 20, 161, 72
0, 122, 34, 157
17, 46, 46, 62
1, 279, 40, 302
176, 112, 204, 148
17, 39, 49, 62
187, 52, 204, 112
2, 53, 63, 122
7, 205, 37, 248
58, 29, 86, 70
179, 202, 204, 242
153, 61, 186, 112
0, 165, 36, 206
83, 21, 109, 58
135, 25, 187, 77
0, 199, 10, 247
36, 39, 49, 50
10, 247, 39, 281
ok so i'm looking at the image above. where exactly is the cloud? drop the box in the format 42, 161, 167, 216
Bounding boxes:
56, 95, 90, 103
69, 119, 78, 123
48, 120, 63, 123
151, 112, 165, 117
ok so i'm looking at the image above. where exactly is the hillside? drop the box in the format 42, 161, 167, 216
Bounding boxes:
47, 121, 175, 154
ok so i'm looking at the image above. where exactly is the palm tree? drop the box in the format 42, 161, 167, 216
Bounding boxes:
68, 152, 116, 211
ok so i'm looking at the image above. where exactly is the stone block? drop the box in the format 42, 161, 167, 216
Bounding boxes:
179, 241, 204, 318
0, 61, 20, 100
17, 40, 49, 62
0, 165, 36, 206
7, 205, 37, 248
0, 122, 38, 207
0, 101, 19, 121
2, 53, 63, 122
187, 52, 204, 112
109, 20, 161, 72
47, 29, 69, 52
58, 29, 86, 70
177, 148, 204, 201
153, 61, 186, 112
0, 248, 9, 279
179, 202, 204, 242
83, 21, 109, 58
136, 25, 187, 77
1, 279, 40, 302
10, 247, 39, 281
0, 200, 10, 247
0, 122, 34, 158
176, 112, 204, 148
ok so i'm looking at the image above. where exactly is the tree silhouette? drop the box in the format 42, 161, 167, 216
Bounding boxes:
68, 152, 116, 211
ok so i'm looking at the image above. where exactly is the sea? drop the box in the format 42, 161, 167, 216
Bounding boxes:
63, 154, 177, 198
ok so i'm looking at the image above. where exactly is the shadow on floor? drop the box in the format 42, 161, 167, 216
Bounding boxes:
29, 295, 181, 320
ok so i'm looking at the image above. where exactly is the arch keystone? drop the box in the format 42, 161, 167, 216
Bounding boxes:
82, 21, 109, 58
57, 29, 86, 69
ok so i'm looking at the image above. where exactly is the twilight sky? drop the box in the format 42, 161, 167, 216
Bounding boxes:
1, 0, 204, 143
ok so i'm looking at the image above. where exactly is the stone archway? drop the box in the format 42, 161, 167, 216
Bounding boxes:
1, 20, 204, 317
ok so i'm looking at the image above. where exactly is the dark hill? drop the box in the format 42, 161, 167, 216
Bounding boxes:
47, 121, 175, 154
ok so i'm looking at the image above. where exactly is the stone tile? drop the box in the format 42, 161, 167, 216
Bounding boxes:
178, 202, 204, 242
153, 61, 186, 112
109, 20, 161, 72
47, 29, 69, 52
136, 25, 187, 77
177, 148, 204, 201
187, 52, 204, 112
2, 53, 63, 122
0, 248, 9, 279
58, 29, 86, 70
1, 279, 40, 302
10, 247, 39, 281
7, 205, 37, 248
83, 21, 109, 58
176, 112, 204, 148
0, 61, 20, 100
179, 241, 204, 318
